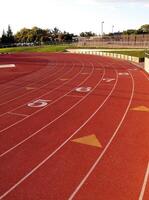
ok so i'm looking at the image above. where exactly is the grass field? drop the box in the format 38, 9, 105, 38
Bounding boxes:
0, 45, 71, 53
0, 45, 148, 58
102, 50, 147, 58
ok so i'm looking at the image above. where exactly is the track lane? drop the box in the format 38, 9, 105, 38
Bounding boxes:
68, 71, 134, 200
9, 65, 132, 200
0, 63, 75, 115
0, 61, 86, 131
0, 64, 118, 198
0, 63, 57, 96
0, 62, 118, 199
69, 65, 148, 200
0, 53, 58, 93
0, 53, 84, 102
0, 54, 148, 200
0, 61, 108, 197
0, 63, 67, 105
0, 61, 95, 154
0, 56, 91, 114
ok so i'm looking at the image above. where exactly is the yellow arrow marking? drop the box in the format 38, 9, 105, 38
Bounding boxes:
71, 134, 102, 148
131, 106, 149, 112
26, 87, 35, 90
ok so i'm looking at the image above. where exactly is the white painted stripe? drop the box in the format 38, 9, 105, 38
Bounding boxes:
7, 112, 28, 117
0, 64, 15, 68
139, 162, 149, 200
129, 62, 149, 81
140, 70, 149, 81
0, 63, 59, 97
0, 64, 95, 158
0, 65, 97, 157
0, 65, 107, 199
0, 64, 68, 106
0, 65, 84, 131
69, 71, 134, 200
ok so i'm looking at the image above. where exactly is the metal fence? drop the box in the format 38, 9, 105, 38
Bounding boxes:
75, 35, 149, 48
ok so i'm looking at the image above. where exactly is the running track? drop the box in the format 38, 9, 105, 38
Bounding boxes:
0, 52, 148, 200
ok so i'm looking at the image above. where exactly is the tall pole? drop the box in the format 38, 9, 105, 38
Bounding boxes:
112, 25, 114, 34
101, 21, 104, 37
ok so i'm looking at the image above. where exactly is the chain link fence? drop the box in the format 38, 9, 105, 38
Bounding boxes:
75, 34, 149, 48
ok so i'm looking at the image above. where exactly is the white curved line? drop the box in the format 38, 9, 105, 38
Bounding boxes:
0, 63, 83, 132
139, 162, 149, 200
69, 71, 134, 200
0, 63, 96, 157
0, 65, 117, 199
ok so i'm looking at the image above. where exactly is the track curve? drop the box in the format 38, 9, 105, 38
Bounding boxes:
0, 53, 148, 200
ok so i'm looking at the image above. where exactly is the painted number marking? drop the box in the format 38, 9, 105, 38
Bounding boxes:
75, 87, 92, 93
27, 99, 50, 108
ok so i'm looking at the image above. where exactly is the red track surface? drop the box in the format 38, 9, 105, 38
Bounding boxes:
0, 52, 148, 200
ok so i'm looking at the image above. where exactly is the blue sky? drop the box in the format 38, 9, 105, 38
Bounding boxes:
0, 0, 149, 35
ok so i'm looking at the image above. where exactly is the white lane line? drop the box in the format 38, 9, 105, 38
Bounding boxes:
7, 112, 29, 117
0, 64, 57, 94
0, 63, 59, 98
0, 64, 15, 68
0, 64, 96, 157
0, 64, 67, 105
128, 61, 149, 81
0, 62, 64, 99
0, 64, 75, 118
0, 64, 84, 132
139, 162, 149, 200
0, 65, 61, 102
0, 62, 57, 86
140, 70, 149, 81
69, 71, 134, 200
0, 65, 112, 199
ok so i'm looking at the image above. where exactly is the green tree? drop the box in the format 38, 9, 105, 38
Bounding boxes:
15, 27, 51, 44
15, 28, 29, 43
7, 25, 15, 43
1, 25, 15, 44
80, 31, 96, 37
1, 30, 8, 44
123, 29, 136, 35
139, 24, 149, 33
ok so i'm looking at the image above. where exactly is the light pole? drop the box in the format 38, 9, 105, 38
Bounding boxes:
101, 21, 104, 37
112, 25, 114, 34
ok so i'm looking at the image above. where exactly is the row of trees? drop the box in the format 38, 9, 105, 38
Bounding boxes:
80, 31, 96, 37
79, 25, 149, 37
78, 25, 149, 38
109, 24, 149, 36
1, 24, 149, 46
1, 25, 15, 45
0, 25, 76, 46
125, 24, 149, 35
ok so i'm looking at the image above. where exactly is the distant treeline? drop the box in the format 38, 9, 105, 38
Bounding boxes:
109, 24, 149, 36
79, 24, 149, 37
1, 24, 149, 47
0, 25, 77, 47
